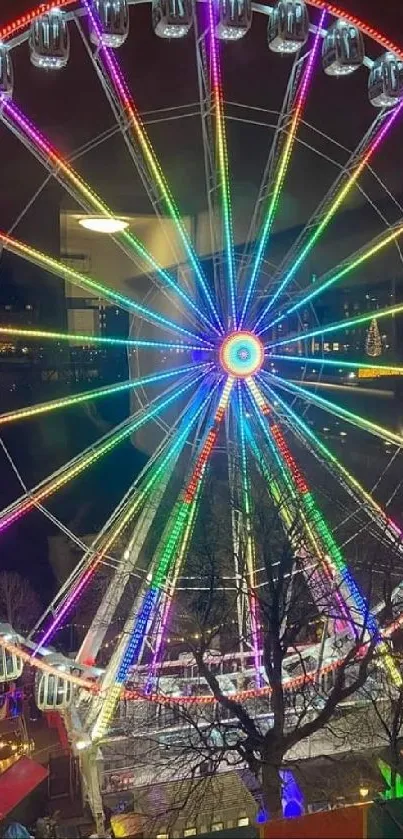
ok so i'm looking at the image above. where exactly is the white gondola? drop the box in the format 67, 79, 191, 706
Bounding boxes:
0, 43, 13, 98
216, 0, 252, 41
152, 0, 193, 39
322, 20, 364, 76
29, 9, 70, 70
268, 0, 309, 55
0, 626, 23, 682
35, 656, 73, 711
368, 52, 403, 108
90, 0, 130, 49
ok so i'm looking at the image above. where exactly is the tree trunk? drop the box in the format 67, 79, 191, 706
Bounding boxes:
261, 761, 283, 820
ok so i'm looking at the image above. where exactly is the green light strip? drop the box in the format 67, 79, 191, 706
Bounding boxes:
0, 325, 211, 353
268, 299, 403, 351
271, 354, 403, 375
0, 363, 211, 425
261, 223, 403, 336
269, 372, 403, 447
260, 378, 403, 544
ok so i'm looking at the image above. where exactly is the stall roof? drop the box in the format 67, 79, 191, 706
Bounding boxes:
0, 756, 48, 821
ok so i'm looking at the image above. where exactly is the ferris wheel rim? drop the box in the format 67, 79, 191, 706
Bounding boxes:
0, 0, 402, 65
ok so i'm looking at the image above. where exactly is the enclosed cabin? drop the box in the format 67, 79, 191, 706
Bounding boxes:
216, 0, 252, 41
268, 0, 309, 55
90, 0, 130, 48
152, 0, 193, 39
35, 655, 73, 711
322, 20, 364, 76
368, 52, 403, 108
29, 9, 70, 70
0, 44, 13, 98
0, 625, 23, 684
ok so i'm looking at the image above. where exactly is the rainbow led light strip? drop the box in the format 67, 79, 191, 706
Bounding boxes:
0, 371, 203, 536
146, 488, 201, 690
240, 10, 326, 329
92, 377, 234, 738
270, 372, 403, 448
246, 377, 354, 630
268, 297, 403, 351
271, 354, 403, 377
0, 104, 218, 338
260, 379, 403, 545
248, 380, 403, 684
0, 233, 212, 346
207, 0, 236, 327
35, 377, 215, 653
237, 382, 261, 681
0, 363, 211, 426
256, 106, 403, 330
263, 223, 403, 335
0, 325, 211, 354
83, 0, 223, 334
245, 423, 343, 626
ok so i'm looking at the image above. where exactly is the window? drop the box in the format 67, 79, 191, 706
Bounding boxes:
238, 817, 250, 827
332, 342, 339, 351
184, 830, 196, 837
156, 833, 169, 839
212, 824, 223, 832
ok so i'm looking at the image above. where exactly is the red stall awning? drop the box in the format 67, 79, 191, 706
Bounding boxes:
0, 756, 48, 821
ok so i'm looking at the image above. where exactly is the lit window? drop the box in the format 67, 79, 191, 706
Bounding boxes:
238, 817, 249, 826
184, 829, 196, 837
212, 824, 223, 832
323, 343, 330, 351
333, 343, 339, 351
156, 834, 169, 839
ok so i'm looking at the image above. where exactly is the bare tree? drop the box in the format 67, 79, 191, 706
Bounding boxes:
148, 460, 386, 820
0, 571, 42, 634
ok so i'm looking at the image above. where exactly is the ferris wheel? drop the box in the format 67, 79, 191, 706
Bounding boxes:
1, 0, 403, 762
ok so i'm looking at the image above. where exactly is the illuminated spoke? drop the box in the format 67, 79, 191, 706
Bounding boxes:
31, 375, 216, 644
0, 370, 207, 535
240, 11, 326, 328
260, 378, 403, 546
245, 378, 402, 687
0, 361, 210, 426
0, 233, 212, 346
270, 354, 403, 376
256, 103, 403, 327
262, 221, 403, 335
92, 377, 234, 740
0, 99, 217, 335
267, 298, 403, 351
235, 382, 261, 681
0, 325, 212, 354
206, 0, 237, 327
267, 372, 403, 448
81, 0, 223, 334
36, 376, 217, 654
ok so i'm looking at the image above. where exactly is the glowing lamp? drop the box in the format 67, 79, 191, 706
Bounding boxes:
79, 217, 129, 234
220, 331, 264, 378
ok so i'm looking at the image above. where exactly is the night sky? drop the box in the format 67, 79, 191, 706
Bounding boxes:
1, 0, 403, 604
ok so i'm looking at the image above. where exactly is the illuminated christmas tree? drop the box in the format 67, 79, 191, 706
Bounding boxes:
365, 317, 382, 357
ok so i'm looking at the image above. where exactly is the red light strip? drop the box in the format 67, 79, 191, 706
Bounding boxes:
2, 1, 402, 64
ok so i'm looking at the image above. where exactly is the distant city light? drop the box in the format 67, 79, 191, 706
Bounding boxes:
79, 217, 129, 234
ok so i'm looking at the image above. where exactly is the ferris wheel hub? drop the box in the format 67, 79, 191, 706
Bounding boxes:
219, 331, 264, 378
